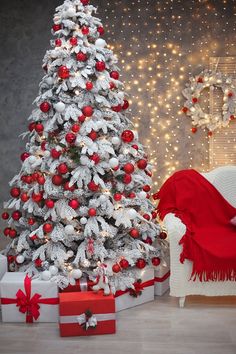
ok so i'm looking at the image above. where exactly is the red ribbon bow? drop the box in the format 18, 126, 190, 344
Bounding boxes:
115, 278, 154, 298
1, 275, 59, 323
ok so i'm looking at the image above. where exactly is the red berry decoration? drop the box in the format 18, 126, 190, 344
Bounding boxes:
71, 124, 80, 133
129, 228, 139, 239
112, 104, 122, 112
28, 122, 36, 132
40, 101, 51, 113
121, 130, 134, 143
21, 193, 29, 202
191, 127, 197, 134
82, 26, 89, 35
81, 0, 89, 5
76, 52, 88, 62
114, 193, 122, 201
152, 211, 157, 219
88, 130, 97, 141
52, 24, 61, 32
112, 264, 121, 273
12, 211, 22, 221
182, 106, 188, 113
123, 163, 134, 174
28, 218, 35, 226
88, 208, 97, 217
30, 234, 38, 241
24, 175, 32, 184
144, 237, 153, 245
9, 229, 17, 238
143, 185, 151, 192
82, 106, 93, 117
4, 228, 11, 236
119, 259, 129, 269
152, 257, 161, 267
70, 37, 78, 46
160, 231, 168, 240
97, 26, 105, 35
37, 175, 45, 185
2, 212, 9, 220
7, 255, 15, 263
192, 97, 198, 104
132, 144, 139, 150
136, 258, 146, 269
78, 114, 86, 123
69, 199, 80, 209
32, 192, 43, 203
58, 163, 68, 174
35, 123, 44, 134
90, 153, 100, 164
123, 174, 132, 184
52, 174, 63, 186
10, 187, 20, 198
96, 61, 106, 72
110, 71, 119, 80
122, 100, 129, 110
58, 66, 70, 79
51, 149, 61, 159
137, 159, 147, 170
45, 199, 55, 209
55, 39, 62, 47
143, 214, 150, 221
110, 82, 116, 90
88, 181, 99, 192
64, 182, 76, 192
20, 152, 30, 162
86, 81, 93, 90
35, 258, 43, 267
43, 223, 53, 233
128, 192, 136, 199
66, 132, 76, 144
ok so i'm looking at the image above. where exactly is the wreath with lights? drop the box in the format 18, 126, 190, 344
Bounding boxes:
182, 70, 236, 135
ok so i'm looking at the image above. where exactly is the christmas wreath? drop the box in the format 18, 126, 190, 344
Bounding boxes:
182, 70, 236, 135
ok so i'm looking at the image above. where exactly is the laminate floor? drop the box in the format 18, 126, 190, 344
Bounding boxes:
0, 294, 236, 354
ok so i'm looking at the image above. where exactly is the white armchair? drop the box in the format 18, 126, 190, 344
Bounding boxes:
163, 166, 236, 307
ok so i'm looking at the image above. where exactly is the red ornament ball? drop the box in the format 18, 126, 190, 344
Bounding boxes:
69, 199, 80, 209
35, 123, 44, 134
37, 176, 45, 185
9, 229, 17, 238
21, 193, 29, 202
82, 26, 89, 35
136, 258, 146, 269
112, 104, 122, 112
76, 51, 88, 62
119, 259, 129, 269
112, 264, 121, 273
55, 39, 62, 47
70, 37, 78, 46
7, 255, 15, 263
66, 132, 76, 144
78, 114, 86, 123
51, 149, 61, 159
52, 174, 63, 186
110, 71, 119, 80
88, 208, 97, 217
129, 228, 139, 239
81, 0, 89, 5
144, 236, 153, 245
28, 218, 35, 226
152, 211, 157, 219
35, 258, 43, 267
90, 153, 100, 164
96, 61, 106, 72
32, 192, 43, 203
40, 101, 51, 113
4, 228, 11, 236
128, 192, 136, 199
122, 100, 129, 110
192, 97, 198, 104
86, 81, 93, 91
58, 66, 70, 79
43, 223, 53, 234
182, 106, 188, 114
143, 214, 151, 221
143, 185, 151, 192
28, 122, 36, 132
160, 231, 168, 240
71, 124, 80, 133
114, 193, 122, 201
30, 234, 38, 241
88, 181, 99, 192
58, 163, 68, 175
82, 106, 94, 117
21, 152, 30, 162
45, 199, 55, 209
123, 174, 132, 184
121, 130, 134, 143
132, 144, 139, 150
52, 24, 61, 32
10, 187, 21, 198
97, 26, 105, 35
110, 82, 116, 90
152, 257, 161, 267
208, 131, 213, 137
12, 211, 22, 221
88, 130, 97, 141
230, 115, 235, 120
137, 159, 147, 170
64, 182, 76, 192
123, 163, 134, 174
2, 212, 9, 220
191, 127, 197, 134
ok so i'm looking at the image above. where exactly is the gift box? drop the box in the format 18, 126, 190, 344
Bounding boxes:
0, 272, 59, 323
0, 254, 7, 281
60, 277, 94, 293
115, 267, 154, 312
154, 261, 170, 296
59, 291, 116, 337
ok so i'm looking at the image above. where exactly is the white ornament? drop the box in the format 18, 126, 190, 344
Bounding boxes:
109, 157, 119, 168
16, 255, 25, 264
44, 150, 51, 157
128, 208, 137, 219
45, 77, 54, 85
71, 269, 82, 279
67, 250, 74, 258
99, 195, 107, 203
65, 225, 75, 235
54, 102, 66, 113
66, 7, 76, 17
80, 217, 88, 225
41, 270, 52, 281
28, 156, 37, 164
80, 156, 88, 165
95, 38, 107, 48
139, 191, 147, 199
112, 137, 120, 145
49, 265, 58, 276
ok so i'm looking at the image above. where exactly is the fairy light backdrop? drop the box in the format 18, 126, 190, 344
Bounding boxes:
93, 0, 236, 187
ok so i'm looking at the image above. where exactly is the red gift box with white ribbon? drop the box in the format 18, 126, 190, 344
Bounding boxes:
59, 291, 116, 337
0, 272, 59, 322
60, 277, 94, 293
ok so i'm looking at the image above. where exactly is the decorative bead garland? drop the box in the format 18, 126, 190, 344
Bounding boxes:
182, 70, 236, 135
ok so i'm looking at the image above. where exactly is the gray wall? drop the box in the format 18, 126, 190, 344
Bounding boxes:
0, 0, 235, 249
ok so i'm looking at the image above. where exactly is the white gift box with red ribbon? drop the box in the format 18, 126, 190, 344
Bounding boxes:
0, 272, 59, 323
115, 267, 154, 312
154, 260, 170, 296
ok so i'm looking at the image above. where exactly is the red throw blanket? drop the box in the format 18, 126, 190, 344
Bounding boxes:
156, 169, 236, 282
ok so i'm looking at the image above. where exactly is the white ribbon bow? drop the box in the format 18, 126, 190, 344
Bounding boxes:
77, 313, 97, 330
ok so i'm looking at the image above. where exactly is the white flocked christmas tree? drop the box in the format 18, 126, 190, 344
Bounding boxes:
1, 0, 162, 294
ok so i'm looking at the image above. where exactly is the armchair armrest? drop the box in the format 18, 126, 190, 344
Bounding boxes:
163, 213, 186, 243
